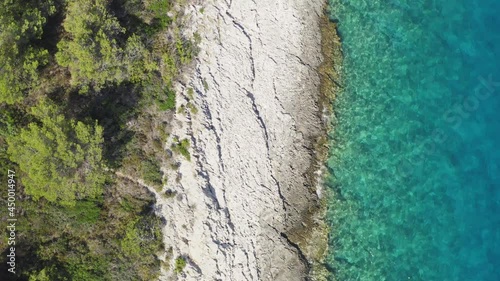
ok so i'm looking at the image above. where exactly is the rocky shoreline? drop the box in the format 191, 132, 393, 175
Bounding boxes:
155, 1, 342, 280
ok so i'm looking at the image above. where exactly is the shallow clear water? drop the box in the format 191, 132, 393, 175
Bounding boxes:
325, 0, 500, 280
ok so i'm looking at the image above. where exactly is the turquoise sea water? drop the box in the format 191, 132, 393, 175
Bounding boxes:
325, 0, 500, 280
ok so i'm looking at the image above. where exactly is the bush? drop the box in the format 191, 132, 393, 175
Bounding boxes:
157, 87, 176, 111
174, 257, 187, 273
65, 200, 102, 225
176, 37, 197, 64
7, 100, 106, 206
0, 1, 54, 104
147, 0, 172, 31
141, 159, 163, 187
186, 102, 198, 114
171, 138, 191, 161
202, 78, 209, 91
186, 87, 194, 100
120, 219, 142, 257
55, 0, 128, 91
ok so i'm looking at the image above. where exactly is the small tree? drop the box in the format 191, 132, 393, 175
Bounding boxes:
7, 100, 106, 206
174, 257, 187, 273
0, 1, 55, 103
55, 0, 124, 92
55, 0, 151, 92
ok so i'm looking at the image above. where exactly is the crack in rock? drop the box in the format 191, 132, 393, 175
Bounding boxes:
226, 12, 256, 83
244, 89, 270, 153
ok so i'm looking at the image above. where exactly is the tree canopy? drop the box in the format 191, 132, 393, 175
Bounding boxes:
0, 0, 198, 279
0, 0, 55, 103
7, 100, 105, 206
56, 0, 152, 92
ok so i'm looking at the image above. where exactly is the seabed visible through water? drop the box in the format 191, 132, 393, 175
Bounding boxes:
325, 0, 500, 280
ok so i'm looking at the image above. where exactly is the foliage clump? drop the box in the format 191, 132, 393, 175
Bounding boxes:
186, 102, 198, 114
0, 0, 200, 279
141, 159, 164, 187
157, 87, 176, 111
171, 137, 191, 160
56, 0, 153, 92
7, 100, 105, 206
0, 0, 55, 104
174, 257, 187, 273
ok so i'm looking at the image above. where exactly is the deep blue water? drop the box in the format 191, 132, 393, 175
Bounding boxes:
325, 0, 500, 280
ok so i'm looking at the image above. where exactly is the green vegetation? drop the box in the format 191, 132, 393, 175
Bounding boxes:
176, 36, 196, 64
65, 200, 102, 225
177, 104, 186, 114
157, 87, 176, 111
174, 257, 187, 273
162, 247, 174, 271
146, 0, 173, 31
187, 87, 195, 99
0, 0, 55, 104
0, 0, 199, 279
171, 137, 191, 160
186, 102, 198, 114
7, 100, 105, 206
56, 0, 132, 91
202, 78, 209, 91
141, 159, 163, 187
193, 32, 202, 45
11, 191, 164, 281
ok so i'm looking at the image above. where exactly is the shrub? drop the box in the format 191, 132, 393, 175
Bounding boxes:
186, 102, 198, 114
171, 138, 191, 160
157, 87, 176, 111
65, 200, 102, 225
193, 32, 202, 45
7, 100, 106, 206
176, 37, 196, 64
174, 257, 187, 273
121, 219, 142, 257
177, 104, 186, 114
186, 87, 194, 100
141, 159, 163, 187
0, 1, 54, 104
55, 0, 128, 91
202, 78, 209, 91
147, 0, 172, 31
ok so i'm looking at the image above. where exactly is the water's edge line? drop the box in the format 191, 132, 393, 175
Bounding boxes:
291, 2, 344, 280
